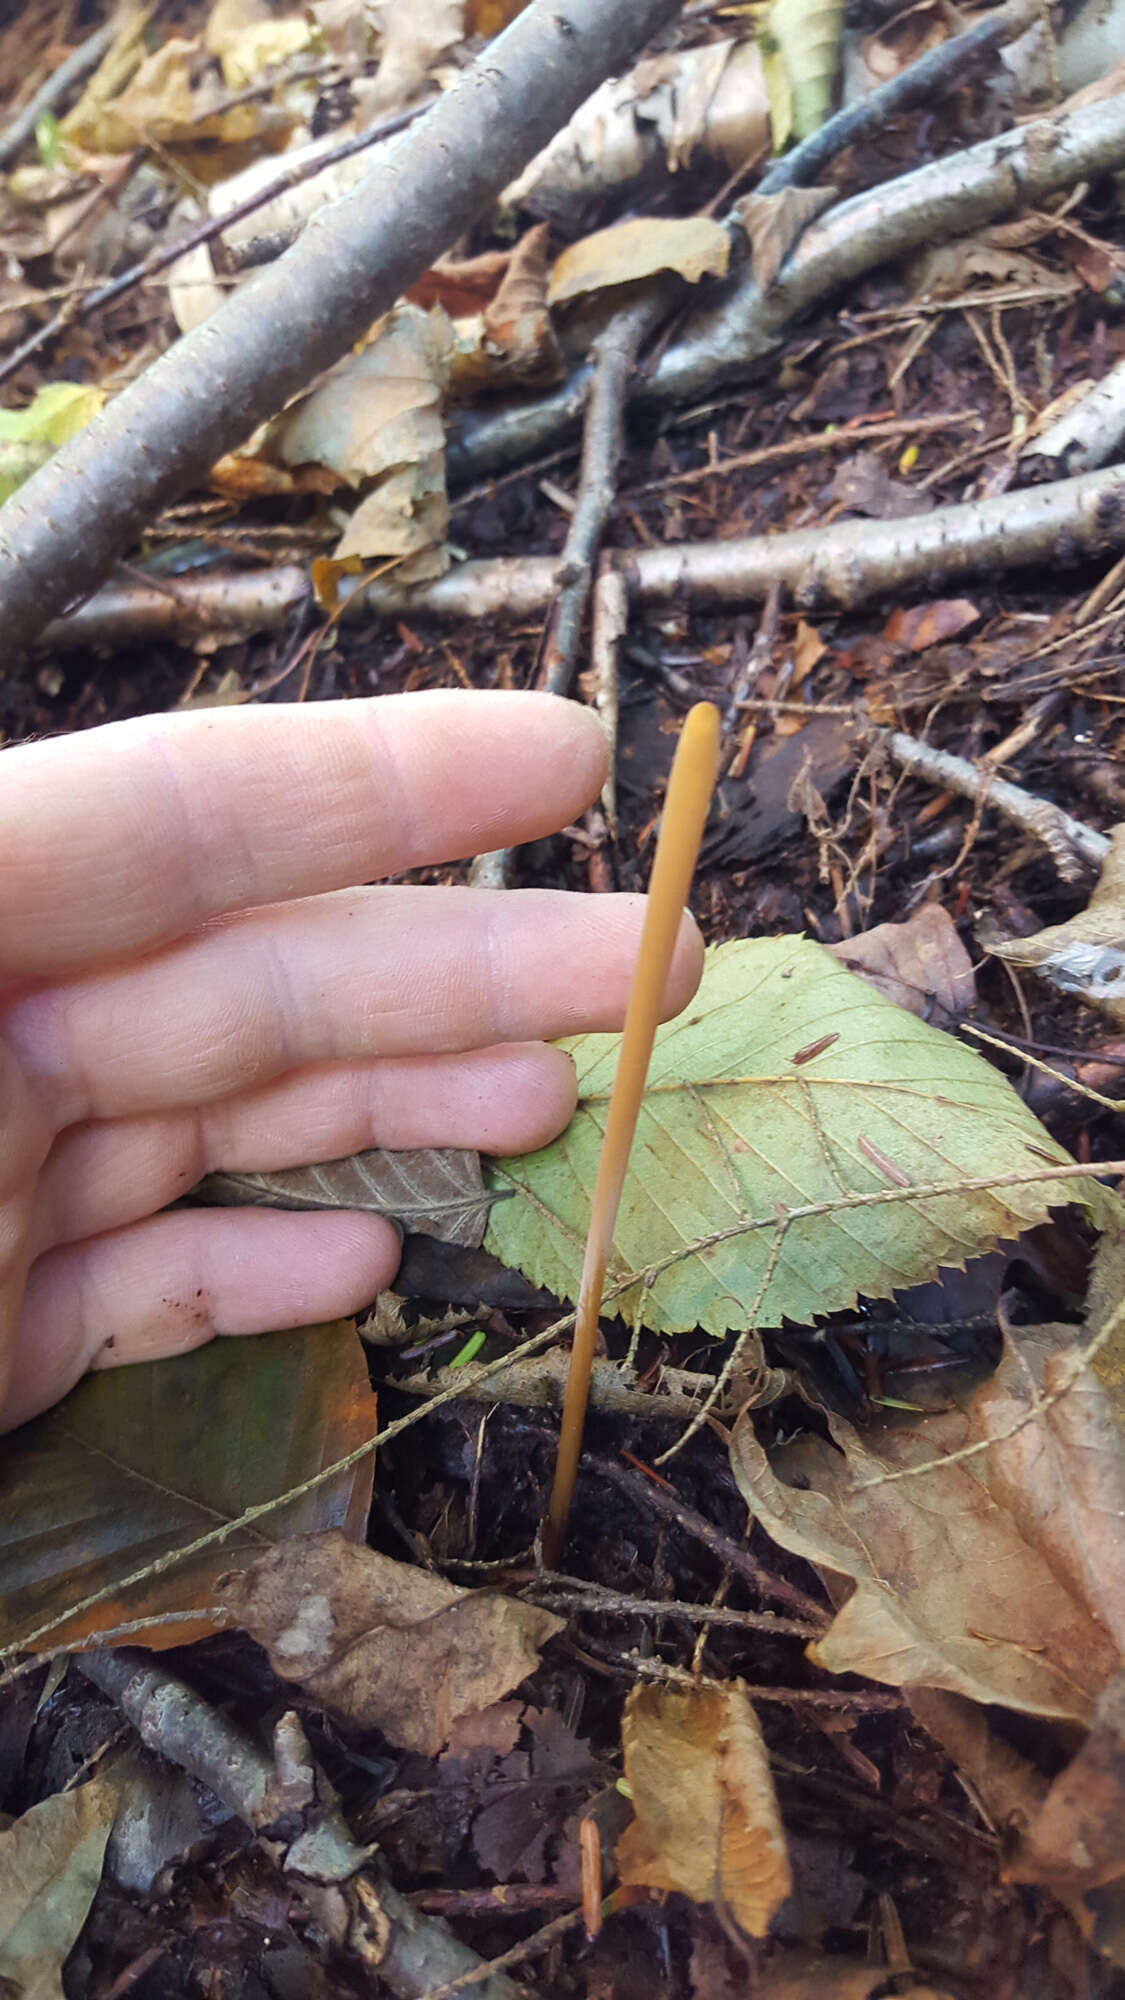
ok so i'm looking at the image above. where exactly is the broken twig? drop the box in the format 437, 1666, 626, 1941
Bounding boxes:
876, 727, 1108, 878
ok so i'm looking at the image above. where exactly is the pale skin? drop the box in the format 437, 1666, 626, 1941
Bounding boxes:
0, 689, 702, 1433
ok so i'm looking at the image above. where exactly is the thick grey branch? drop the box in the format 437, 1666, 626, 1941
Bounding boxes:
0, 0, 683, 658
46, 462, 1125, 650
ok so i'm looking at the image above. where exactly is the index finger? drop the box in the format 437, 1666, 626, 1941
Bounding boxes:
0, 690, 607, 976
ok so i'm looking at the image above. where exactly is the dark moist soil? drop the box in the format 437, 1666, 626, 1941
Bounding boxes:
3, 11, 1125, 1994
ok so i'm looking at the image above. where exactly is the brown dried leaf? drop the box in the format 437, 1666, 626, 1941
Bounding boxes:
1007, 1669, 1125, 1895
828, 905, 976, 1026
482, 222, 560, 381
735, 185, 835, 292
548, 216, 730, 307
730, 1391, 1120, 1722
219, 1531, 563, 1754
966, 1320, 1125, 1654
368, 0, 464, 112
198, 1145, 492, 1247
906, 237, 1070, 301
0, 1324, 376, 1654
829, 451, 933, 521
883, 598, 980, 651
616, 1681, 791, 1937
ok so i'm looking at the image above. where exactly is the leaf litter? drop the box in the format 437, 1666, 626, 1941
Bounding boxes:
4, 0, 1125, 1988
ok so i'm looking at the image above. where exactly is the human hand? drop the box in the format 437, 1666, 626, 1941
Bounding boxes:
0, 690, 702, 1431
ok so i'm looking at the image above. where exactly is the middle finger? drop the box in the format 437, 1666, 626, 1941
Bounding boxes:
9, 887, 703, 1127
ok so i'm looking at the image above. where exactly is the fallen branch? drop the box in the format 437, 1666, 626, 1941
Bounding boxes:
1020, 355, 1125, 482
0, 0, 684, 658
44, 462, 1125, 650
447, 93, 1125, 477
78, 1648, 529, 2000
875, 727, 1109, 878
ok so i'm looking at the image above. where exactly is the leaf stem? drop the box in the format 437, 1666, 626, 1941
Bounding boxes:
543, 702, 719, 1564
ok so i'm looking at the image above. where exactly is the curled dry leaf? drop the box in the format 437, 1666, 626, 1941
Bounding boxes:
730, 1358, 1121, 1722
616, 1680, 791, 1937
829, 452, 934, 522
548, 216, 730, 307
501, 40, 768, 218
219, 1530, 563, 1755
827, 904, 976, 1026
366, 0, 464, 112
967, 1318, 1125, 1655
986, 822, 1125, 1025
197, 1144, 494, 1248
274, 304, 452, 571
883, 598, 981, 651
0, 1778, 118, 2000
204, 0, 313, 89
734, 186, 836, 292
63, 32, 285, 154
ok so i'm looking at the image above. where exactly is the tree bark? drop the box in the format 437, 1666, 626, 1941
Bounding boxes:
0, 0, 683, 657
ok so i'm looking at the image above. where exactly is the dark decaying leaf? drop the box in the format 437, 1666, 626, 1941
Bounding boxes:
0, 1323, 376, 1653
196, 1145, 493, 1247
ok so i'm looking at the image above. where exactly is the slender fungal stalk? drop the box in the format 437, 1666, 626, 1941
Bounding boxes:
543, 702, 720, 1565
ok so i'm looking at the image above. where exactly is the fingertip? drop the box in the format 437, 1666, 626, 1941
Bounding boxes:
478, 1041, 578, 1155
663, 910, 706, 1020
534, 693, 609, 810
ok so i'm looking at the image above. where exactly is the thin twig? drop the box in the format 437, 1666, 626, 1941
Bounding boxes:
526, 1575, 820, 1641
590, 559, 626, 834
851, 1293, 1125, 1494
754, 0, 1038, 199
0, 17, 117, 170
875, 726, 1108, 877
419, 1908, 582, 2000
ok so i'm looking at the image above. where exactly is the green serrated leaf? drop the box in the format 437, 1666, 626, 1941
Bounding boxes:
485, 937, 1107, 1335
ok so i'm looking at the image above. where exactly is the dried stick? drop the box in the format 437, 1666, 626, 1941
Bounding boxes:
78, 1649, 528, 2000
876, 727, 1108, 877
392, 1346, 731, 1422
1020, 354, 1125, 482
539, 294, 665, 697
46, 460, 1125, 653
0, 17, 117, 170
584, 1452, 828, 1626
0, 0, 685, 658
0, 97, 434, 394
589, 558, 626, 833
544, 703, 719, 1564
468, 292, 658, 887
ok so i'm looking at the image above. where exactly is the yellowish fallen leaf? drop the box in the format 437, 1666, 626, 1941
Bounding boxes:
205, 0, 313, 88
616, 1680, 791, 1937
549, 215, 730, 306
0, 383, 105, 505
